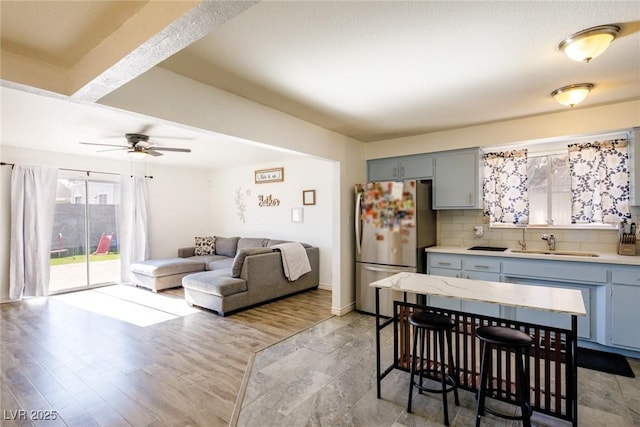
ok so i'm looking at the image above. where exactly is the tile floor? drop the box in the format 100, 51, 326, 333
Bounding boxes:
237, 312, 640, 427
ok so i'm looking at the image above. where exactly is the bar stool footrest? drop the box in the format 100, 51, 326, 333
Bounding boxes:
413, 369, 457, 395
480, 388, 533, 421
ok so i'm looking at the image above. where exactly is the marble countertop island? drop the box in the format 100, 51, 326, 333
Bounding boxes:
370, 272, 586, 316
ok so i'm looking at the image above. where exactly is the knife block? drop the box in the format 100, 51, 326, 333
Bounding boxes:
618, 239, 636, 256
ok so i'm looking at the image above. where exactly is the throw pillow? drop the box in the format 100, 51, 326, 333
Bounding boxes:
215, 236, 240, 257
194, 236, 215, 256
231, 247, 273, 278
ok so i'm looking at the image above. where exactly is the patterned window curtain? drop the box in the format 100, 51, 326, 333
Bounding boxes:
568, 139, 630, 224
483, 149, 528, 224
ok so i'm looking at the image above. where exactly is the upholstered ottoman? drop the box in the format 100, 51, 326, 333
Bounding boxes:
182, 270, 249, 316
130, 258, 205, 292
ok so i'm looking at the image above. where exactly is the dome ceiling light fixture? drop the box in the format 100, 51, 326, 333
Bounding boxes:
551, 83, 594, 107
127, 148, 148, 158
559, 25, 621, 63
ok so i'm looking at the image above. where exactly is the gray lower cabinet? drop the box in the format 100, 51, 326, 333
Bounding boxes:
502, 259, 604, 341
427, 252, 617, 344
427, 253, 500, 317
609, 268, 640, 350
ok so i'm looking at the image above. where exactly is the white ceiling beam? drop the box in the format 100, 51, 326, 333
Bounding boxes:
71, 0, 257, 102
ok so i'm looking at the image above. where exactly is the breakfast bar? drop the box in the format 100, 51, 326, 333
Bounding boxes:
371, 272, 586, 426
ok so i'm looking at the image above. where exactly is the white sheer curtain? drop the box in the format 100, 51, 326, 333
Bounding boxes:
9, 165, 58, 299
120, 175, 150, 283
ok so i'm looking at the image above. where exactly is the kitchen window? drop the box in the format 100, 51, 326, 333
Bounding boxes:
527, 152, 571, 226
484, 134, 630, 228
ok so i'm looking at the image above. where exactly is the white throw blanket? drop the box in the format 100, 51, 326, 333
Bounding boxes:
272, 242, 312, 281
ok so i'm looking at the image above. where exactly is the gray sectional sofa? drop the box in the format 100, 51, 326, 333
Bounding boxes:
131, 236, 319, 316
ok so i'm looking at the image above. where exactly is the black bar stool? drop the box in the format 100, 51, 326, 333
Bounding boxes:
475, 325, 534, 427
407, 311, 460, 426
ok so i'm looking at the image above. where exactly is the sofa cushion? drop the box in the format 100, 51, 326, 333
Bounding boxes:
208, 258, 234, 271
194, 236, 215, 255
190, 254, 227, 268
130, 258, 204, 277
231, 247, 273, 278
237, 238, 269, 251
215, 236, 240, 257
267, 239, 312, 249
182, 271, 247, 297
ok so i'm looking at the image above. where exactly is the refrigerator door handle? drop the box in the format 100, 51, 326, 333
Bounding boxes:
363, 265, 410, 274
355, 192, 362, 254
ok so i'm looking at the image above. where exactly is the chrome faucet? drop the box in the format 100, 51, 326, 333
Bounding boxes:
541, 234, 555, 251
517, 228, 527, 250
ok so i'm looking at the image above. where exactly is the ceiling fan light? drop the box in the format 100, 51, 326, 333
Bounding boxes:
551, 83, 593, 107
559, 25, 620, 63
128, 149, 147, 159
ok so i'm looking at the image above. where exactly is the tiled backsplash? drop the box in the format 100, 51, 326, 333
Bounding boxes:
437, 209, 640, 255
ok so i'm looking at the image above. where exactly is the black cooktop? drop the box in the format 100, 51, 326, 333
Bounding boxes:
468, 246, 508, 252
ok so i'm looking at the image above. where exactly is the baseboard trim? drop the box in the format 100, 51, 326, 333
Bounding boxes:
331, 301, 355, 316
318, 283, 332, 291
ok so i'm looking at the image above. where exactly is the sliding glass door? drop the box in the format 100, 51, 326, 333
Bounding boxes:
49, 175, 121, 293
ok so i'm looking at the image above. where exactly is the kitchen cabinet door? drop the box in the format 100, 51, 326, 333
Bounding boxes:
399, 154, 433, 179
367, 154, 434, 181
368, 158, 400, 181
433, 148, 482, 209
631, 127, 640, 206
610, 283, 640, 350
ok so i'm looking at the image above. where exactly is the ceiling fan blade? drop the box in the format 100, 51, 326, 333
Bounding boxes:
149, 135, 194, 141
149, 147, 191, 153
137, 124, 154, 135
145, 149, 163, 157
97, 147, 129, 152
79, 141, 128, 148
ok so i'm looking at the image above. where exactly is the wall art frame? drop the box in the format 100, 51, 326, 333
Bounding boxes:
303, 189, 316, 205
255, 167, 284, 184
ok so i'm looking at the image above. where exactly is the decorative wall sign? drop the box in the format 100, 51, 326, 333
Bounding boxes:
303, 189, 316, 205
255, 167, 284, 183
258, 194, 280, 207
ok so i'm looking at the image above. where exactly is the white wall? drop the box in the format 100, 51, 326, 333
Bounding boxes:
101, 67, 367, 315
366, 99, 640, 159
208, 157, 334, 288
0, 145, 210, 302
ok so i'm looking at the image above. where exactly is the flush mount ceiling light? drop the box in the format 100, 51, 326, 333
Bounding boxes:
551, 83, 594, 107
559, 25, 620, 63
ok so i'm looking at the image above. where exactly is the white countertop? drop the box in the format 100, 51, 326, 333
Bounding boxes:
426, 246, 640, 266
370, 272, 587, 316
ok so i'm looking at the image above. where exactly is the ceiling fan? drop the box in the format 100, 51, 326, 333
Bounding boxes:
79, 133, 191, 157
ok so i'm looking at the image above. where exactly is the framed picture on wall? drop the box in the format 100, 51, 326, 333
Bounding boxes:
303, 189, 316, 205
255, 167, 284, 184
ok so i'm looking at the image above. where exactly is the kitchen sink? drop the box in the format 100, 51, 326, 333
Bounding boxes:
510, 249, 599, 257
468, 246, 508, 252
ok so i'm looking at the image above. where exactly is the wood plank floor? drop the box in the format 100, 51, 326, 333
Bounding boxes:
1, 286, 333, 426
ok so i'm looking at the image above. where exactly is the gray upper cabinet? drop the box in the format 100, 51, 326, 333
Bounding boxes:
631, 127, 640, 206
433, 148, 483, 209
367, 154, 433, 181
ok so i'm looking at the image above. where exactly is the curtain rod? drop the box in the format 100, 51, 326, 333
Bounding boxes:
0, 162, 153, 179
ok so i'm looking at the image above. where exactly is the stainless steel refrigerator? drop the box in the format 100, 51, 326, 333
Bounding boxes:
355, 180, 436, 316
